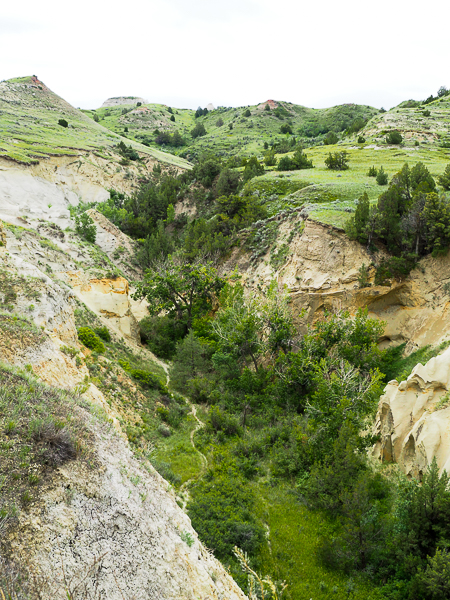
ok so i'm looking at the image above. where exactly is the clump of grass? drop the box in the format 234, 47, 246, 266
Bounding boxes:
0, 364, 94, 540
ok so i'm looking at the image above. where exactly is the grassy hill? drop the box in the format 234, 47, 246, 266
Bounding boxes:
358, 94, 450, 148
87, 98, 379, 159
0, 76, 189, 168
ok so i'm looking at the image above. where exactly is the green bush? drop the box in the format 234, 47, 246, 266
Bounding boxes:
77, 327, 105, 353
374, 256, 416, 284
324, 131, 338, 145
188, 468, 264, 559
386, 130, 403, 144
139, 315, 185, 360
243, 109, 251, 117
94, 326, 111, 342
325, 151, 349, 170
280, 123, 293, 134
376, 166, 388, 185
74, 212, 96, 243
367, 165, 378, 177
129, 368, 167, 393
58, 118, 68, 128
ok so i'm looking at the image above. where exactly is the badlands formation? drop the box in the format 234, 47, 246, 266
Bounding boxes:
1, 127, 450, 596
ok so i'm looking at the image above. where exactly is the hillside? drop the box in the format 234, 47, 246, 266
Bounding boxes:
3, 78, 450, 600
86, 98, 379, 159
0, 76, 189, 169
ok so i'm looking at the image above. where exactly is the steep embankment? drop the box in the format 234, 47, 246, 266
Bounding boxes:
221, 210, 450, 353
0, 217, 248, 599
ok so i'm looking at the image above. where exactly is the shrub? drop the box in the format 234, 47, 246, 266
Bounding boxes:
386, 130, 403, 144
77, 327, 105, 353
277, 156, 294, 171
280, 123, 293, 134
367, 166, 378, 177
140, 315, 185, 359
243, 109, 251, 117
58, 118, 68, 128
129, 368, 167, 393
216, 118, 224, 127
375, 256, 416, 284
94, 326, 111, 342
325, 151, 349, 170
170, 115, 175, 122
357, 135, 366, 143
324, 131, 338, 145
74, 212, 96, 243
376, 166, 388, 185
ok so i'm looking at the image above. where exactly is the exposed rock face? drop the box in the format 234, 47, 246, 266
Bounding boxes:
63, 271, 140, 343
8, 418, 247, 600
373, 346, 450, 477
223, 215, 450, 352
101, 96, 147, 107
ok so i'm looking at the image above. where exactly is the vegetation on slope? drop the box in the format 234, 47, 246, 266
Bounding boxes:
89, 98, 379, 160
0, 76, 189, 167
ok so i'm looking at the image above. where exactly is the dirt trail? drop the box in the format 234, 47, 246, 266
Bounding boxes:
158, 359, 207, 511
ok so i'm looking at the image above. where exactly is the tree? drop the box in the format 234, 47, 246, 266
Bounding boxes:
423, 192, 450, 255
277, 155, 294, 171
410, 161, 436, 193
324, 131, 338, 145
58, 118, 68, 128
243, 157, 264, 182
191, 122, 207, 138
134, 257, 225, 332
243, 109, 251, 117
75, 212, 96, 243
264, 103, 271, 111
215, 167, 241, 197
216, 117, 224, 127
291, 148, 313, 169
325, 151, 350, 170
171, 131, 185, 147
376, 166, 388, 185
349, 192, 370, 244
439, 163, 450, 191
264, 149, 277, 166
170, 115, 175, 122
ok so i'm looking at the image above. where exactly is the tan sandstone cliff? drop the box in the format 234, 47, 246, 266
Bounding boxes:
373, 346, 450, 478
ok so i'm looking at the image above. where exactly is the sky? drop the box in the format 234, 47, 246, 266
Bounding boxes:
1, 0, 448, 111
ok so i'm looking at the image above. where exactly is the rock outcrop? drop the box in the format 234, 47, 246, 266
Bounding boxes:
373, 346, 450, 477
101, 96, 147, 107
63, 271, 140, 343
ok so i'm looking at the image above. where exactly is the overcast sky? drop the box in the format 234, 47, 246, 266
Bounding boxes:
1, 0, 448, 111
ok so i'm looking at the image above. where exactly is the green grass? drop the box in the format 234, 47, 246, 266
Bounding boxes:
245, 144, 450, 228
0, 76, 190, 168
94, 99, 379, 159
152, 416, 203, 486
254, 483, 379, 600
